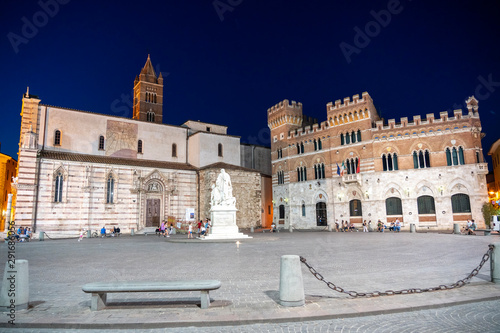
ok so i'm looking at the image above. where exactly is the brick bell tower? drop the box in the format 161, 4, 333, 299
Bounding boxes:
133, 55, 164, 123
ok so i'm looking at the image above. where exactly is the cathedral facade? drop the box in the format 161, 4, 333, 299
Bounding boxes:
13, 56, 272, 237
268, 93, 489, 231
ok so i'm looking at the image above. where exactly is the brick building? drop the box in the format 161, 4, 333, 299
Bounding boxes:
268, 93, 488, 231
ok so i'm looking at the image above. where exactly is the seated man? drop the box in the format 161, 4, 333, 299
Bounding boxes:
100, 226, 106, 238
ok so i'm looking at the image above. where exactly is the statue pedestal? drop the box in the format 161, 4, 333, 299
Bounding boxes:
204, 206, 251, 240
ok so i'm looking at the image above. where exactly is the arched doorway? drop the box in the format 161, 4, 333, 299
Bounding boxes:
316, 202, 327, 226
145, 180, 164, 228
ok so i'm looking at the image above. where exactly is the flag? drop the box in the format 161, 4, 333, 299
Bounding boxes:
340, 161, 345, 176
336, 163, 340, 176
356, 161, 360, 174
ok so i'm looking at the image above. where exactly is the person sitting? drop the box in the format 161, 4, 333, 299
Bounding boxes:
100, 226, 106, 238
389, 222, 395, 231
468, 219, 477, 235
349, 223, 355, 232
200, 225, 206, 237
271, 223, 276, 233
116, 227, 121, 236
25, 227, 32, 241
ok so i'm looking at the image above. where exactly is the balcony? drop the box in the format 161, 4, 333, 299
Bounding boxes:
476, 163, 489, 175
343, 173, 362, 185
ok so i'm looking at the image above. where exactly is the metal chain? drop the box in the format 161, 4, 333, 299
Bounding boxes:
300, 244, 493, 298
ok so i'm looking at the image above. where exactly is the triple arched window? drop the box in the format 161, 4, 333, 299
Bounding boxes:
382, 153, 398, 171
146, 92, 157, 103
297, 166, 307, 182
344, 157, 359, 174
314, 163, 325, 179
413, 150, 430, 169
277, 171, 285, 184
446, 147, 465, 166
277, 148, 283, 159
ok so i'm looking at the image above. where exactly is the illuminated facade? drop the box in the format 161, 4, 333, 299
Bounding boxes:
0, 152, 17, 231
488, 138, 500, 205
14, 56, 272, 237
268, 93, 489, 230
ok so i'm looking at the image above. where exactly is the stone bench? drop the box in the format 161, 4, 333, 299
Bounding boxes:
82, 280, 221, 311
476, 229, 492, 236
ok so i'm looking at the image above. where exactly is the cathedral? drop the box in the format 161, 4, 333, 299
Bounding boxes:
13, 56, 272, 237
268, 93, 489, 230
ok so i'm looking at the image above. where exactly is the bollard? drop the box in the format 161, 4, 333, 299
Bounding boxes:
250, 227, 254, 233
328, 225, 332, 232
86, 230, 91, 238
0, 260, 29, 311
491, 242, 500, 284
410, 223, 416, 233
279, 255, 305, 307
131, 228, 135, 236
453, 223, 461, 235
39, 231, 44, 241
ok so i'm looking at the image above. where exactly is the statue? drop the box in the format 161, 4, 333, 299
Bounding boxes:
211, 169, 236, 208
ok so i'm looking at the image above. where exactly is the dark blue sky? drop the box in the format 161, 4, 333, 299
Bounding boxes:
1, 0, 499, 169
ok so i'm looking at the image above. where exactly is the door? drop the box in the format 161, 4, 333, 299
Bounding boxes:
316, 202, 327, 226
146, 199, 161, 227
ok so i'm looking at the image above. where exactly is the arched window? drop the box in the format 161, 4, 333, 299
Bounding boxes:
297, 144, 300, 154
54, 130, 61, 146
98, 135, 105, 150
346, 133, 351, 144
414, 150, 430, 168
54, 172, 63, 203
172, 143, 177, 157
392, 153, 398, 170
302, 203, 306, 217
106, 175, 114, 204
138, 140, 143, 153
349, 199, 362, 216
300, 142, 304, 154
316, 202, 327, 226
446, 148, 452, 166
382, 155, 388, 171
314, 139, 317, 151
357, 130, 361, 142
452, 147, 458, 165
340, 133, 344, 145
351, 131, 356, 143
279, 204, 285, 219
451, 193, 471, 213
218, 143, 223, 157
147, 111, 155, 122
385, 197, 402, 215
318, 139, 322, 150
458, 147, 465, 165
417, 195, 435, 214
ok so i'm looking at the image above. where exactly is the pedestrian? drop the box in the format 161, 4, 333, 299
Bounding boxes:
78, 229, 84, 242
335, 219, 339, 232
197, 220, 202, 235
363, 220, 368, 232
188, 222, 193, 238
160, 220, 166, 237
101, 226, 106, 238
394, 218, 401, 232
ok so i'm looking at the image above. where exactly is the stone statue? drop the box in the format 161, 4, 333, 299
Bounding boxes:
211, 169, 236, 208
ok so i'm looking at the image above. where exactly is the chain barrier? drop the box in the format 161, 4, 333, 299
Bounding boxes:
300, 244, 493, 298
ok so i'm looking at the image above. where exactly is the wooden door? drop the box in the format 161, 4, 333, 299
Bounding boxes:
146, 199, 161, 227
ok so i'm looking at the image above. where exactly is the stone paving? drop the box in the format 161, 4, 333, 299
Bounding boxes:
0, 230, 500, 332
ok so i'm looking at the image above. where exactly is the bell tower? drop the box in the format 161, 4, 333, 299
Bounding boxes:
133, 55, 164, 123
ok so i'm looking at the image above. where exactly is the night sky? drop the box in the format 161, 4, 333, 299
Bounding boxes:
1, 0, 499, 170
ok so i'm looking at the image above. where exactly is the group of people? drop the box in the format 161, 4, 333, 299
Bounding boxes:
187, 219, 211, 238
159, 221, 171, 237
464, 219, 477, 235
334, 219, 402, 232
14, 226, 32, 241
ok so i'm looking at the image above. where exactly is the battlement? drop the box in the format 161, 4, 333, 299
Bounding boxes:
372, 108, 478, 132
268, 99, 303, 115
327, 92, 372, 111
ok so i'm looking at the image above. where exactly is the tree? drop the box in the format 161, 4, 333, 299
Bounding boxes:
482, 202, 500, 228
